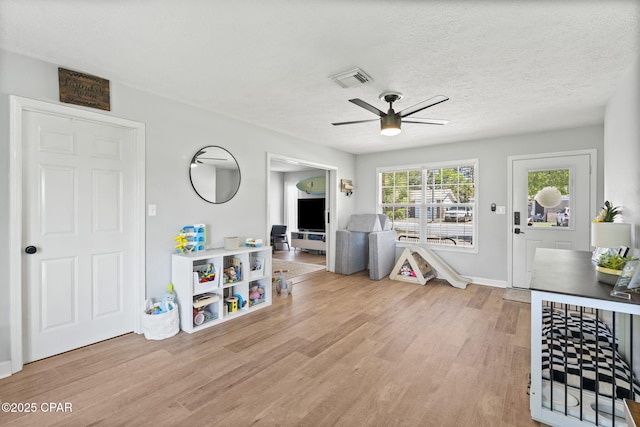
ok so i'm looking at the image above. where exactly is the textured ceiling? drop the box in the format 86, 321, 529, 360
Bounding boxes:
1, 0, 639, 154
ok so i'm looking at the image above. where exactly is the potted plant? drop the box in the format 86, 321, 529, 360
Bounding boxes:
596, 252, 634, 285
591, 200, 632, 267
593, 200, 620, 223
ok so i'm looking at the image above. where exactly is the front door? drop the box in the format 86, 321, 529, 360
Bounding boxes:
22, 108, 139, 362
511, 152, 594, 288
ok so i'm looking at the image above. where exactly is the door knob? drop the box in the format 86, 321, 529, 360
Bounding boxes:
25, 245, 37, 254
514, 228, 525, 235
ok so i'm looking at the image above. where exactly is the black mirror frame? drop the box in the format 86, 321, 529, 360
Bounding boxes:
189, 145, 241, 204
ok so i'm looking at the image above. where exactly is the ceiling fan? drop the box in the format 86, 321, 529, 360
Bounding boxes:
332, 92, 449, 136
190, 148, 229, 168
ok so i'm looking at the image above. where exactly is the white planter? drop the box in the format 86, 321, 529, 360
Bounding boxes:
595, 266, 621, 285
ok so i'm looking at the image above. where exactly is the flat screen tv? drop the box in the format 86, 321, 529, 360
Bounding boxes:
297, 198, 325, 232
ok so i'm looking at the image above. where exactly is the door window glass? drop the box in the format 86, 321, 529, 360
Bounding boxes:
527, 169, 570, 228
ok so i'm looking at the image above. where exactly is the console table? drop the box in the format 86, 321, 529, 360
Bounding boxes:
531, 249, 640, 304
290, 231, 326, 252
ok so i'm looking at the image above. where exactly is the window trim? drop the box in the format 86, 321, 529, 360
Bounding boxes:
377, 159, 479, 253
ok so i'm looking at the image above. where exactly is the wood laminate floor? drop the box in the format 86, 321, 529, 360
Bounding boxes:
272, 248, 326, 265
0, 269, 540, 427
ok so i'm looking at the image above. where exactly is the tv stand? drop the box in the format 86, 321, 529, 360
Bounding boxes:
291, 231, 326, 252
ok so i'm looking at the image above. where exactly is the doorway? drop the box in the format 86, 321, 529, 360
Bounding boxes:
266, 153, 337, 273
508, 150, 596, 288
9, 96, 146, 373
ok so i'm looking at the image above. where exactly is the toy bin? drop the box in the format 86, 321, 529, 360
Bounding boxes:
249, 255, 265, 279
192, 261, 219, 294
142, 300, 179, 340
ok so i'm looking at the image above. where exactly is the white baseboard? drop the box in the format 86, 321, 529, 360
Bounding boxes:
0, 360, 13, 379
466, 276, 508, 288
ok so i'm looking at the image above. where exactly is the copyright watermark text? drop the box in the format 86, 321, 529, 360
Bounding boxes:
2, 402, 73, 413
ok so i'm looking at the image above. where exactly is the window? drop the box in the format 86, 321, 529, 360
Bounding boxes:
378, 160, 477, 249
527, 169, 570, 227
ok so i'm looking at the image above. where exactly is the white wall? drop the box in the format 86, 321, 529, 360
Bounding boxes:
285, 171, 326, 200
269, 171, 284, 225
0, 49, 357, 364
604, 54, 640, 378
604, 53, 640, 253
356, 125, 605, 284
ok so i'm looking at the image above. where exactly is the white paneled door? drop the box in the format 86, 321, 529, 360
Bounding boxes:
22, 110, 137, 362
511, 152, 594, 288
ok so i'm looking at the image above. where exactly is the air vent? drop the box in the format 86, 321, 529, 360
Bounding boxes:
329, 68, 373, 88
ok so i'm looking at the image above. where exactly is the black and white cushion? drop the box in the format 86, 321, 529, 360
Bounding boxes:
542, 308, 617, 348
541, 308, 640, 400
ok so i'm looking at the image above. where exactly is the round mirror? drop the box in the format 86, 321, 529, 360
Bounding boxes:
189, 146, 241, 204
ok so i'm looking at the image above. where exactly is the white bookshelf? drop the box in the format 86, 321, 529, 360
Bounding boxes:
171, 246, 272, 333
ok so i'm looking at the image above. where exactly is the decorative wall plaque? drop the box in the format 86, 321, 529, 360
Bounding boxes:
58, 67, 110, 111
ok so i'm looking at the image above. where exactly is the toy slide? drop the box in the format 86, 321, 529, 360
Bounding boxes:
390, 246, 469, 289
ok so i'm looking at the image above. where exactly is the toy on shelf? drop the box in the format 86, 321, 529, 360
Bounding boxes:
245, 238, 264, 247
196, 263, 216, 283
249, 285, 265, 305
225, 293, 246, 313
224, 266, 240, 283
234, 293, 246, 309
250, 256, 265, 279
174, 224, 206, 253
193, 293, 220, 326
225, 296, 238, 313
223, 257, 242, 283
174, 233, 188, 253
193, 293, 219, 309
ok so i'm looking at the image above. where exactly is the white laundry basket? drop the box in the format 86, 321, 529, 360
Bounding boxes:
142, 300, 179, 340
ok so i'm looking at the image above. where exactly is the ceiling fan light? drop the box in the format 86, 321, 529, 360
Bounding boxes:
380, 127, 401, 136
380, 114, 401, 136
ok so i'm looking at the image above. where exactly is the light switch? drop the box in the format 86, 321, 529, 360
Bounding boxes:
496, 206, 506, 214
148, 204, 157, 216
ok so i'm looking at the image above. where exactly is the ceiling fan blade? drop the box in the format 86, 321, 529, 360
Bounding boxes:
402, 119, 450, 125
349, 98, 386, 117
399, 95, 449, 118
332, 119, 380, 126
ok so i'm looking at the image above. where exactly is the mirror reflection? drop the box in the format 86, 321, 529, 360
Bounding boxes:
189, 146, 241, 204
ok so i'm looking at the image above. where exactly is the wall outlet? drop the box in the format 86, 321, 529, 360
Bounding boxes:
496, 206, 506, 214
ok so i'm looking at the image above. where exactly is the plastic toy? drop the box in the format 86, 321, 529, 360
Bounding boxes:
233, 293, 246, 308
249, 285, 264, 304
156, 283, 176, 313
175, 224, 206, 253
225, 296, 238, 312
224, 266, 239, 283
399, 264, 416, 277
174, 233, 188, 253
193, 307, 206, 325
191, 293, 220, 326
274, 269, 293, 296
198, 263, 216, 283
245, 238, 264, 247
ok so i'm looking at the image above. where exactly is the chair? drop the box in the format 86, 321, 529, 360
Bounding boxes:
270, 225, 290, 252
